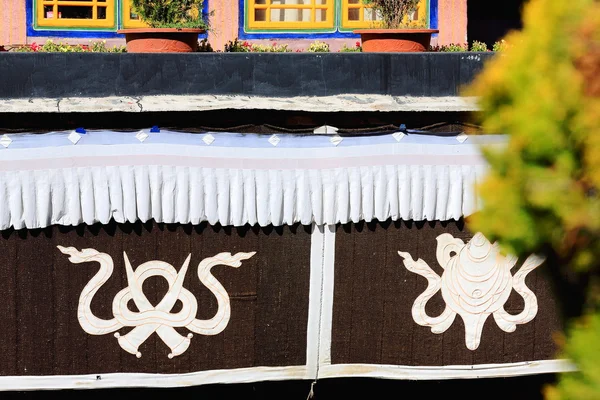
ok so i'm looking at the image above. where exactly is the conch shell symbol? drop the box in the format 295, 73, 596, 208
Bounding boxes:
399, 232, 545, 350
58, 246, 255, 358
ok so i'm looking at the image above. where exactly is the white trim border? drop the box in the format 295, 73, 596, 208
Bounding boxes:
318, 360, 576, 380
0, 366, 310, 391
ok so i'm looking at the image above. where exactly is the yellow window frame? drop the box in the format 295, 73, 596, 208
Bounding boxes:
341, 0, 428, 29
247, 0, 335, 30
37, 0, 115, 28
122, 0, 148, 28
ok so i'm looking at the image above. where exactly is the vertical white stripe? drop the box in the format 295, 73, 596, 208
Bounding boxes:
306, 223, 324, 379
319, 224, 336, 366
306, 223, 336, 378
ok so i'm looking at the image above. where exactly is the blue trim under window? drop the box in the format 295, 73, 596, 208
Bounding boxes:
27, 0, 209, 39
239, 0, 438, 40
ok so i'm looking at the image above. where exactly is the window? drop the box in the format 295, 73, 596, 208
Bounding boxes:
245, 0, 429, 32
122, 0, 147, 28
37, 0, 116, 28
341, 0, 428, 29
247, 0, 335, 30
33, 0, 149, 30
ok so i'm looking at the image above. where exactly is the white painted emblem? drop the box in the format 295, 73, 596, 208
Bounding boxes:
399, 233, 545, 350
57, 246, 255, 359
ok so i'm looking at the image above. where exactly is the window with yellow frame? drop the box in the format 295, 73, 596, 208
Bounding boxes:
341, 0, 428, 29
247, 0, 335, 30
245, 0, 428, 32
37, 0, 116, 28
34, 0, 148, 29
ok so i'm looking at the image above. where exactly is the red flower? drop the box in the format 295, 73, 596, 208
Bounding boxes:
355, 41, 361, 47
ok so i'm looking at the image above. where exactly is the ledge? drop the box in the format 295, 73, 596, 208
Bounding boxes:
0, 95, 480, 113
0, 52, 494, 99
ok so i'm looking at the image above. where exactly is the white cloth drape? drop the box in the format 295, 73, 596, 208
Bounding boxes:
0, 164, 485, 230
0, 130, 496, 229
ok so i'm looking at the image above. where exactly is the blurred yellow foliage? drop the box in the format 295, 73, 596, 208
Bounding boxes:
466, 0, 600, 398
467, 0, 600, 266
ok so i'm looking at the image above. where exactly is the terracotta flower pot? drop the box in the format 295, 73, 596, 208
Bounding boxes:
354, 29, 439, 53
117, 28, 205, 53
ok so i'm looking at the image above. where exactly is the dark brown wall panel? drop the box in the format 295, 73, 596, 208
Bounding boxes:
0, 221, 311, 376
332, 219, 563, 366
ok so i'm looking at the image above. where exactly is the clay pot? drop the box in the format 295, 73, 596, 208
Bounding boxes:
117, 28, 205, 53
354, 29, 439, 52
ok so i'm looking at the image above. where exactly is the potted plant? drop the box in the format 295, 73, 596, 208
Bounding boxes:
354, 0, 439, 52
117, 0, 207, 53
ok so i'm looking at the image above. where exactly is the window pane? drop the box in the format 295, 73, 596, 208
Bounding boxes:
43, 6, 54, 19
348, 8, 359, 21
98, 7, 107, 19
316, 9, 327, 22
255, 8, 267, 21
271, 8, 311, 22
57, 6, 93, 19
364, 7, 380, 21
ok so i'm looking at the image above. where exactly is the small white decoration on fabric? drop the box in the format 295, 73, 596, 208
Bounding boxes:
314, 125, 339, 134
57, 246, 255, 358
399, 232, 545, 350
268, 134, 281, 147
68, 131, 82, 145
202, 134, 215, 145
392, 132, 406, 142
456, 133, 468, 143
135, 131, 149, 143
0, 135, 12, 148
329, 135, 343, 146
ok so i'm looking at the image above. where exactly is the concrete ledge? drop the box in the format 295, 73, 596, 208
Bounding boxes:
0, 52, 494, 99
0, 95, 480, 113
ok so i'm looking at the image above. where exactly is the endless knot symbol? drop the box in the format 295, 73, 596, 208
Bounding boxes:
58, 246, 255, 358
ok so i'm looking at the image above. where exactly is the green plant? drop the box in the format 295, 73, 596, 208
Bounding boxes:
440, 43, 467, 52
223, 39, 291, 53
362, 0, 420, 29
11, 39, 126, 53
340, 41, 363, 52
250, 42, 291, 52
492, 39, 508, 52
224, 38, 250, 52
470, 40, 488, 52
130, 0, 207, 29
307, 40, 330, 52
89, 40, 127, 53
197, 38, 213, 52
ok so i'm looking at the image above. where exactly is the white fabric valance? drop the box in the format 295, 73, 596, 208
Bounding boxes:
0, 130, 499, 229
